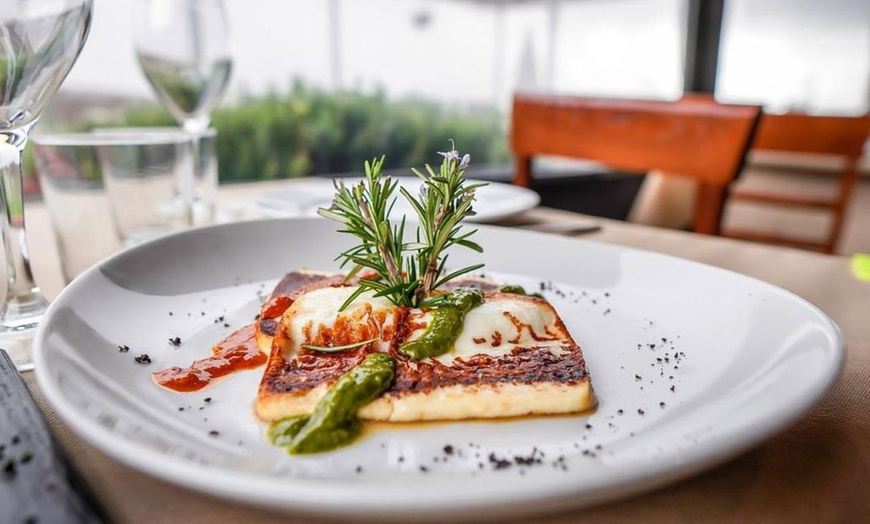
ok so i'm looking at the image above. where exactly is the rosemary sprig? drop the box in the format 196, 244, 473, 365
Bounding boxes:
317, 156, 417, 309
402, 142, 485, 306
317, 142, 484, 308
302, 338, 378, 353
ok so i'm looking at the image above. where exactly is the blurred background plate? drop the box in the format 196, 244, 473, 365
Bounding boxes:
252, 177, 540, 223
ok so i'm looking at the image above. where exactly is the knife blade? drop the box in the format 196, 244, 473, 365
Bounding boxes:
0, 349, 106, 524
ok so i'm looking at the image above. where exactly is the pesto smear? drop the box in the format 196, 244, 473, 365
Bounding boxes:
268, 353, 396, 454
398, 288, 484, 360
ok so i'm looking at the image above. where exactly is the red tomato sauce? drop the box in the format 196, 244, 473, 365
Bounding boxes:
153, 323, 267, 392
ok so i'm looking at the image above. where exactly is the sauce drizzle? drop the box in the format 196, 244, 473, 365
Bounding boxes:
153, 323, 266, 392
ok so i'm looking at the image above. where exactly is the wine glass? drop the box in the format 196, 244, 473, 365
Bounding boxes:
0, 0, 93, 367
134, 0, 231, 225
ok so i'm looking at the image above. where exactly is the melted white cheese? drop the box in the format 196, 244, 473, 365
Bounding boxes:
432, 297, 566, 364
285, 286, 398, 352
285, 289, 568, 364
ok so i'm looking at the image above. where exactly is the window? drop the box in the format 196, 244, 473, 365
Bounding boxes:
717, 0, 870, 115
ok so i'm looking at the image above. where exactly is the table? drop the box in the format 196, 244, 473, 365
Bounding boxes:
19, 182, 870, 522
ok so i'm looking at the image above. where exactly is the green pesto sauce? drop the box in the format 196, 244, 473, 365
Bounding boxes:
498, 284, 543, 298
267, 353, 396, 454
398, 288, 484, 360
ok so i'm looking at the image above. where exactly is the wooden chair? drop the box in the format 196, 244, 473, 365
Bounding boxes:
723, 113, 870, 253
510, 94, 761, 235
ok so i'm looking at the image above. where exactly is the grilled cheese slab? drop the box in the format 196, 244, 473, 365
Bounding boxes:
255, 271, 594, 422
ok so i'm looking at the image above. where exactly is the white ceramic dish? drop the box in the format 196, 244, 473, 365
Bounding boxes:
253, 177, 540, 223
34, 218, 843, 521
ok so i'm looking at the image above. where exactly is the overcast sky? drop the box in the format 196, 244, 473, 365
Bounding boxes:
60, 0, 869, 114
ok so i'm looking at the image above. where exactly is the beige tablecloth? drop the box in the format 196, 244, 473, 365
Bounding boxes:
19, 192, 870, 523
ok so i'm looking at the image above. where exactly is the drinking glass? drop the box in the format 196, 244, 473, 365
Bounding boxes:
33, 129, 195, 288
133, 0, 231, 226
0, 0, 93, 368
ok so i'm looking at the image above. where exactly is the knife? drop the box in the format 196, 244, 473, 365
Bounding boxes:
0, 349, 106, 524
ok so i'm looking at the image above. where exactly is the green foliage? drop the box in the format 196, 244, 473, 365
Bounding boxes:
90, 81, 508, 183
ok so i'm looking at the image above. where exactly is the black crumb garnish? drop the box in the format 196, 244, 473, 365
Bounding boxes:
355, 466, 363, 473
660, 402, 666, 408
134, 354, 152, 364
2, 459, 15, 478
584, 423, 593, 430
634, 374, 642, 380
118, 345, 130, 353
637, 409, 645, 416
513, 454, 542, 466
617, 409, 624, 415
11, 435, 20, 445
398, 456, 405, 463
178, 407, 184, 412
204, 397, 212, 403
169, 337, 182, 346
208, 430, 220, 437
443, 445, 454, 455
488, 453, 511, 470
20, 452, 32, 464
670, 385, 676, 392
419, 465, 429, 473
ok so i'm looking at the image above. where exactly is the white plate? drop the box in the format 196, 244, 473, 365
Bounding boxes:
34, 218, 843, 521
253, 177, 540, 223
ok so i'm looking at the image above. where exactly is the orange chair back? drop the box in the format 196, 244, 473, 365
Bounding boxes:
511, 94, 761, 234
725, 112, 870, 253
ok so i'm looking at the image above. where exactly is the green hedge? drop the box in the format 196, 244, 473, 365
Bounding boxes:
90, 82, 509, 182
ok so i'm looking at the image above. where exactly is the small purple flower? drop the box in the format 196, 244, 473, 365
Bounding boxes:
437, 149, 460, 162
459, 153, 471, 171
438, 139, 470, 170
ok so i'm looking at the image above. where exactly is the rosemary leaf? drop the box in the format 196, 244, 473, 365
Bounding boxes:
302, 338, 377, 353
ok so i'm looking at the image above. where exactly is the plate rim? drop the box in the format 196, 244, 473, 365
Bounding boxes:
33, 218, 846, 520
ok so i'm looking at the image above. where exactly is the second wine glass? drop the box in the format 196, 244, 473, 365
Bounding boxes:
134, 0, 231, 225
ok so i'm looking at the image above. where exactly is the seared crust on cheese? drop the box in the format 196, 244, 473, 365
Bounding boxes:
255, 272, 593, 422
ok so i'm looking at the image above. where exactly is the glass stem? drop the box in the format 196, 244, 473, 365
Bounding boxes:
0, 127, 49, 331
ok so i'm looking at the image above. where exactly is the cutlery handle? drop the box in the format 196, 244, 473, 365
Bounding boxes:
0, 349, 106, 524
